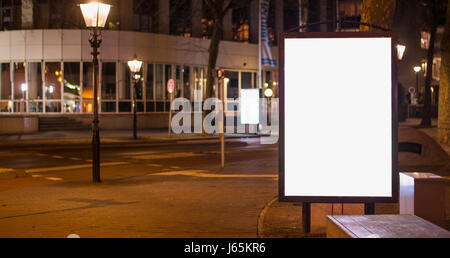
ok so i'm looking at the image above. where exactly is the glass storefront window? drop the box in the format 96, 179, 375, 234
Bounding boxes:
63, 62, 81, 113
45, 101, 61, 113
28, 62, 43, 113
183, 66, 190, 100
119, 102, 131, 112
13, 62, 26, 100
193, 67, 199, 92
137, 102, 144, 112
29, 101, 43, 113
1, 63, 11, 101
101, 102, 116, 113
155, 64, 163, 100
226, 71, 239, 112
242, 72, 252, 89
146, 64, 154, 101
226, 71, 239, 99
45, 62, 62, 100
82, 62, 94, 113
102, 62, 116, 100
0, 101, 12, 113
175, 65, 182, 98
119, 62, 131, 100
14, 102, 27, 113
165, 64, 172, 100
193, 67, 204, 100
265, 70, 271, 87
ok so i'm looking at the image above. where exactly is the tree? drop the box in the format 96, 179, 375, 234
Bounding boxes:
203, 0, 254, 100
419, 0, 447, 127
360, 0, 397, 31
438, 0, 450, 145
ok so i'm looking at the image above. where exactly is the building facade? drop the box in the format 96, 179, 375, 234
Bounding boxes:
0, 0, 362, 133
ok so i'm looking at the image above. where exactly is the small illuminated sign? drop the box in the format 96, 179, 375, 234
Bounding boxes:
240, 89, 260, 125
167, 79, 175, 94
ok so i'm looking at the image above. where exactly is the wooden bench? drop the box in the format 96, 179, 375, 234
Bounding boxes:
327, 215, 450, 238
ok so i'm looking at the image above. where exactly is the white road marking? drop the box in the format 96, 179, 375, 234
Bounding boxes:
69, 157, 82, 161
45, 177, 64, 181
146, 164, 163, 167
152, 170, 278, 179
51, 156, 64, 159
122, 151, 158, 155
128, 152, 203, 160
25, 162, 129, 174
0, 168, 15, 173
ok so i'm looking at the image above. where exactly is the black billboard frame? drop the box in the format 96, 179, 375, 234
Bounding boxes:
278, 31, 399, 205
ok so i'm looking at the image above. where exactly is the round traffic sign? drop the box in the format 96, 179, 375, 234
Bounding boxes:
409, 87, 415, 94
167, 79, 175, 94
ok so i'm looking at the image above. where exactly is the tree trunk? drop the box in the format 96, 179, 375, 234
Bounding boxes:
421, 15, 437, 127
438, 0, 450, 145
360, 0, 397, 31
206, 15, 224, 100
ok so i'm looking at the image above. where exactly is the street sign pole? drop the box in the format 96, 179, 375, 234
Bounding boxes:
169, 92, 173, 136
220, 76, 225, 169
167, 79, 175, 136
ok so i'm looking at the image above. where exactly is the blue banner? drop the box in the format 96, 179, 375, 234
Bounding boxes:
261, 0, 276, 67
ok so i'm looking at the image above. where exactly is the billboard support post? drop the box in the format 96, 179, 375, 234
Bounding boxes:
302, 202, 311, 233
364, 203, 375, 215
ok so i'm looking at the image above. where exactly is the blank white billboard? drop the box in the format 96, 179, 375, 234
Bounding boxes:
284, 37, 393, 198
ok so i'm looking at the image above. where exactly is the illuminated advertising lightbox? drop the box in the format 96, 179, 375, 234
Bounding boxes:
279, 33, 398, 203
240, 89, 260, 125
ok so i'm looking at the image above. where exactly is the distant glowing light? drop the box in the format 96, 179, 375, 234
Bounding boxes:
21, 83, 28, 92
414, 66, 422, 73
397, 44, 406, 60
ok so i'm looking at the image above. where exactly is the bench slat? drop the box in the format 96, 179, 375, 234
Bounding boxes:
327, 215, 450, 238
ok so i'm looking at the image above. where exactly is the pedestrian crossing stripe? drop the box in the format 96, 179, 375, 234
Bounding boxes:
25, 162, 129, 173
0, 168, 15, 173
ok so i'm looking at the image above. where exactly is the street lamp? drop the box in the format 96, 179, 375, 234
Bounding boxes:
80, 1, 111, 183
397, 44, 406, 61
128, 56, 143, 140
264, 88, 273, 98
414, 66, 422, 91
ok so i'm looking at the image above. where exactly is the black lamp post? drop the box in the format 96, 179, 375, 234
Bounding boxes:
128, 57, 143, 140
80, 1, 111, 183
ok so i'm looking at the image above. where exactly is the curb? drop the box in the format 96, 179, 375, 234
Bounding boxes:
0, 134, 262, 149
257, 197, 278, 238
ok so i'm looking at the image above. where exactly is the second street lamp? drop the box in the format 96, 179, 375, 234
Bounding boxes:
80, 1, 111, 183
128, 57, 143, 139
414, 66, 422, 92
